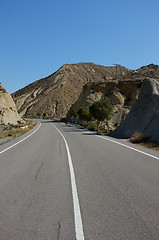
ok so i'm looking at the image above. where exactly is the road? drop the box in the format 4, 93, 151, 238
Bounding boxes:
0, 120, 159, 240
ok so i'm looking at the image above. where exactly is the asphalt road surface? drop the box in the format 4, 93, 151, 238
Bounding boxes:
0, 120, 159, 240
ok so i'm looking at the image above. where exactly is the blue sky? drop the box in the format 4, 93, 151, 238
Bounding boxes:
0, 0, 159, 93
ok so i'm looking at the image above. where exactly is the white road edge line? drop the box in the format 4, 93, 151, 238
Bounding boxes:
0, 122, 41, 155
51, 123, 85, 240
96, 135, 159, 161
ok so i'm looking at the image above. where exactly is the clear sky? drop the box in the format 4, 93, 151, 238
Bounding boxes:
0, 0, 159, 93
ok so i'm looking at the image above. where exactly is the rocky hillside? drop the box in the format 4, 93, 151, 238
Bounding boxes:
0, 83, 23, 125
68, 79, 143, 129
12, 63, 159, 129
110, 78, 159, 142
12, 63, 131, 118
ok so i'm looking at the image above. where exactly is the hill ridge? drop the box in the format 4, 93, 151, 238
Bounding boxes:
12, 62, 159, 129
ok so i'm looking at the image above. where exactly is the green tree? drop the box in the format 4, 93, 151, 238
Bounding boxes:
89, 97, 114, 132
77, 107, 92, 122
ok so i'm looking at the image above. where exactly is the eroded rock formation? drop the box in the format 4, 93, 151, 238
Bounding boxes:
110, 78, 159, 142
0, 83, 23, 125
69, 79, 143, 129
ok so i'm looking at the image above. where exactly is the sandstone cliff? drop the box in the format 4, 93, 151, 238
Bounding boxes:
0, 83, 23, 125
110, 78, 159, 142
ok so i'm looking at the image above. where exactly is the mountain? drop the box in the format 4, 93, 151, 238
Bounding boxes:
12, 63, 159, 129
12, 63, 131, 119
0, 83, 23, 125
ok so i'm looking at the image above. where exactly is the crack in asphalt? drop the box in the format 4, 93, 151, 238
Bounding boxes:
57, 222, 61, 240
35, 162, 44, 179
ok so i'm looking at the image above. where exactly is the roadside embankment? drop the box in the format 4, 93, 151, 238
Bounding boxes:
0, 120, 36, 145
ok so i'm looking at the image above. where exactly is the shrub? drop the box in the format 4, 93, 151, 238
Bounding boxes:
83, 121, 97, 131
77, 107, 92, 122
89, 96, 114, 132
130, 132, 149, 143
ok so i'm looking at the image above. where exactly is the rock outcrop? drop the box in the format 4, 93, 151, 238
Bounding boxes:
110, 78, 159, 142
68, 79, 143, 129
0, 83, 23, 125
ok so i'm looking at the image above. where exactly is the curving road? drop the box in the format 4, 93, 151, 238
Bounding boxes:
0, 120, 159, 240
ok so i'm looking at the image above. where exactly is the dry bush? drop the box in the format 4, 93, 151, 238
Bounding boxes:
130, 132, 159, 151
144, 142, 159, 150
83, 121, 97, 131
0, 121, 36, 139
130, 132, 149, 143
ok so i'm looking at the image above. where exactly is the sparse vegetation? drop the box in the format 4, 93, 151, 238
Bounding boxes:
0, 120, 36, 140
130, 132, 149, 143
142, 142, 159, 151
83, 121, 97, 131
67, 97, 114, 133
77, 107, 92, 122
89, 97, 114, 132
130, 131, 159, 151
